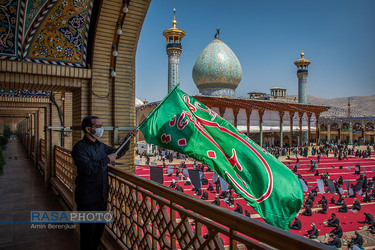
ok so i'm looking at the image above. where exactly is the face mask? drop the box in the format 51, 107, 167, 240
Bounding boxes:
91, 127, 104, 139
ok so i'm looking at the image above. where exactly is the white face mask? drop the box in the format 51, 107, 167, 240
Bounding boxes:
91, 127, 104, 139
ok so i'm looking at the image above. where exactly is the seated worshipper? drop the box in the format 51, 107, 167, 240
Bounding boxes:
245, 209, 251, 218
325, 233, 341, 248
175, 184, 184, 193
234, 202, 243, 214
338, 201, 348, 213
305, 198, 313, 208
369, 222, 375, 234
318, 201, 328, 214
338, 176, 344, 185
331, 196, 336, 204
212, 197, 220, 206
225, 195, 234, 207
308, 191, 315, 202
169, 179, 176, 188
362, 192, 371, 203
355, 163, 361, 175
351, 199, 361, 211
312, 187, 318, 196
292, 165, 297, 173
347, 243, 361, 250
336, 195, 345, 206
200, 190, 208, 200
328, 213, 339, 227
356, 174, 364, 181
184, 177, 191, 186
194, 187, 202, 196
201, 176, 208, 185
219, 191, 228, 199
314, 170, 319, 176
330, 223, 343, 238
350, 231, 363, 248
290, 217, 302, 230
362, 212, 374, 224
215, 182, 220, 194
302, 205, 312, 216
318, 196, 328, 206
207, 182, 214, 191
307, 223, 319, 239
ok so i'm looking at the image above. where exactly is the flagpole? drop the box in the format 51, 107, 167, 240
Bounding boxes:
115, 84, 180, 155
115, 126, 140, 155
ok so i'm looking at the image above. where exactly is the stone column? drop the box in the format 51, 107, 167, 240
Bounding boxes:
307, 113, 311, 146
327, 123, 331, 143
349, 123, 353, 143
279, 112, 284, 148
299, 113, 303, 146
315, 113, 320, 145
259, 110, 264, 147
246, 109, 252, 136
233, 108, 239, 128
290, 112, 294, 147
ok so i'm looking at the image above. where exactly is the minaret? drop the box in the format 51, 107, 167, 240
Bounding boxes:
162, 9, 186, 93
294, 51, 311, 104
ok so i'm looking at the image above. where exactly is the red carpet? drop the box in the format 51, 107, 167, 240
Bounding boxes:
135, 154, 375, 241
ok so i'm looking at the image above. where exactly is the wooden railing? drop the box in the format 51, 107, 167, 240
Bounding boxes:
31, 135, 35, 160
54, 146, 74, 191
52, 145, 75, 209
38, 139, 46, 171
46, 146, 328, 249
107, 166, 328, 250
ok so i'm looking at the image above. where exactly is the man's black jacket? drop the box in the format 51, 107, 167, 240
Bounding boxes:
71, 136, 129, 205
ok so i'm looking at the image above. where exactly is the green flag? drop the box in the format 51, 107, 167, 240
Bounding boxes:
139, 86, 303, 230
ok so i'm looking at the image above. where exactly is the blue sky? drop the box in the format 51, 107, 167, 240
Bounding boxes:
135, 0, 375, 102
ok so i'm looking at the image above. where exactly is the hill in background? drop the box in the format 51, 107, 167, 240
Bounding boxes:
283, 95, 375, 117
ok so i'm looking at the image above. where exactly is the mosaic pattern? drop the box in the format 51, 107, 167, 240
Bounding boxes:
0, 88, 50, 98
23, 0, 50, 40
0, 0, 23, 59
25, 0, 93, 67
192, 38, 242, 97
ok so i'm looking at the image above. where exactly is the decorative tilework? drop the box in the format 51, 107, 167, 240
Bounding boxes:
0, 0, 24, 59
0, 88, 50, 98
192, 39, 242, 97
24, 0, 93, 67
23, 0, 50, 41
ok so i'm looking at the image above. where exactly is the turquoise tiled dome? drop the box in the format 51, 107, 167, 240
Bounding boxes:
192, 39, 242, 97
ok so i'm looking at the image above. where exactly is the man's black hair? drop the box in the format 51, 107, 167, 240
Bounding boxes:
81, 116, 100, 133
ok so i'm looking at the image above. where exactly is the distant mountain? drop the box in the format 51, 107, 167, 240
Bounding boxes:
306, 95, 375, 117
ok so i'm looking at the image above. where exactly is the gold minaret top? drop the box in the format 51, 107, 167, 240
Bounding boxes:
294, 50, 311, 69
162, 8, 186, 44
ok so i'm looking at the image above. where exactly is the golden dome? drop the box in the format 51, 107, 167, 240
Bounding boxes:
162, 8, 186, 44
294, 50, 311, 68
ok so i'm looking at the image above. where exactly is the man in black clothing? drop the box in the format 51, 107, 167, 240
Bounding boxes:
350, 231, 363, 248
307, 223, 318, 239
290, 217, 301, 230
245, 209, 251, 217
212, 197, 220, 206
362, 212, 374, 224
326, 234, 341, 248
72, 116, 136, 250
330, 223, 343, 238
338, 201, 348, 213
318, 202, 327, 214
175, 184, 184, 192
350, 199, 361, 211
302, 205, 312, 216
225, 195, 234, 207
234, 202, 243, 214
328, 213, 339, 227
200, 190, 208, 200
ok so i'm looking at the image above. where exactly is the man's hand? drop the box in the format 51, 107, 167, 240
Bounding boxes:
108, 153, 117, 162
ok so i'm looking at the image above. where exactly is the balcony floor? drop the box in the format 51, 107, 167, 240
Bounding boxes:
0, 136, 79, 250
